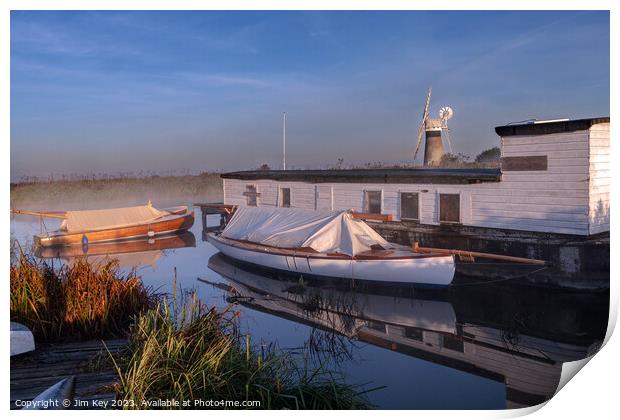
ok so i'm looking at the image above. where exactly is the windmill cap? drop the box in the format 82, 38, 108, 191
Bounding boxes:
425, 118, 443, 130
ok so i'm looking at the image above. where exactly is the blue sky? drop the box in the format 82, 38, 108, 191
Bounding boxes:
10, 10, 609, 178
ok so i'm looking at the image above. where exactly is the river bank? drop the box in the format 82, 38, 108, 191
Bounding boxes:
10, 251, 371, 409
10, 173, 223, 211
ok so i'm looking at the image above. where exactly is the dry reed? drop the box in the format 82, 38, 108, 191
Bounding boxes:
10, 251, 157, 342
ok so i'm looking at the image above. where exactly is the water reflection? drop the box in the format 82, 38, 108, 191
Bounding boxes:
206, 253, 608, 409
34, 231, 196, 269
11, 214, 608, 409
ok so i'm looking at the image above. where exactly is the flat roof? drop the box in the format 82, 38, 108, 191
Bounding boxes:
221, 168, 501, 184
495, 116, 609, 137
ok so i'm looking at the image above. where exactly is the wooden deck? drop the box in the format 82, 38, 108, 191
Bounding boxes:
194, 202, 233, 232
10, 339, 127, 409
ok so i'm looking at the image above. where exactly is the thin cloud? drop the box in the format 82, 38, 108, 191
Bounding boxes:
11, 21, 96, 56
438, 12, 597, 85
11, 19, 143, 57
177, 72, 271, 88
10, 11, 609, 177
92, 11, 263, 55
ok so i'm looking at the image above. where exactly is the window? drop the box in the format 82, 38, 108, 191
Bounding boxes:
404, 327, 423, 341
501, 155, 548, 171
400, 192, 419, 221
439, 193, 460, 223
364, 190, 382, 214
279, 187, 291, 208
244, 185, 258, 206
367, 321, 386, 333
442, 334, 464, 353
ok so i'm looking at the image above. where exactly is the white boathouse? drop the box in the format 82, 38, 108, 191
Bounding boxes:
221, 117, 609, 237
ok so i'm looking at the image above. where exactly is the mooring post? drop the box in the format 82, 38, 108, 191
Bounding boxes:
201, 207, 207, 230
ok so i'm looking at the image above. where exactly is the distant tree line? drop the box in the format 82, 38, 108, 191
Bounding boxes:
437, 146, 501, 168
254, 146, 501, 171
474, 147, 501, 163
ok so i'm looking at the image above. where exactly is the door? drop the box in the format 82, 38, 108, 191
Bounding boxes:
315, 185, 333, 211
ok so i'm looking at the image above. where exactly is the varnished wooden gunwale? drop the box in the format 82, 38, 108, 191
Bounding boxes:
209, 234, 451, 261
35, 211, 195, 247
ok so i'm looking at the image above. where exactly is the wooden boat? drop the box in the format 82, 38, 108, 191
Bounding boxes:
206, 207, 455, 286
10, 322, 35, 356
205, 253, 457, 330
202, 253, 602, 409
207, 233, 455, 286
22, 377, 75, 410
33, 204, 194, 247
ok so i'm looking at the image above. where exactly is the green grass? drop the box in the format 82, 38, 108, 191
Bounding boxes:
10, 250, 157, 342
113, 290, 374, 409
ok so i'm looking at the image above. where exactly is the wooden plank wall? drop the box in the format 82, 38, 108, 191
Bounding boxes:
477, 129, 591, 235
222, 126, 609, 236
588, 123, 610, 234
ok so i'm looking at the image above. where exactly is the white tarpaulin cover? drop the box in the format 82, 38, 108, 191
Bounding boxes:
62, 204, 170, 232
221, 207, 389, 256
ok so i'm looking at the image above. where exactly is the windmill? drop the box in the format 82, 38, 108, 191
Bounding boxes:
412, 87, 431, 163
439, 106, 454, 155
412, 87, 455, 166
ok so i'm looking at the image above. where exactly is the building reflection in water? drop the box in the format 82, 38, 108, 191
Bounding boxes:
205, 253, 608, 409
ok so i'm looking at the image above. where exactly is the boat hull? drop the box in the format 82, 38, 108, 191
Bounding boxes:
34, 211, 195, 247
207, 233, 455, 286
10, 322, 35, 357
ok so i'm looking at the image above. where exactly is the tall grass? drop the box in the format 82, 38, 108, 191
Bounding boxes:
10, 251, 157, 342
10, 172, 223, 211
113, 291, 373, 409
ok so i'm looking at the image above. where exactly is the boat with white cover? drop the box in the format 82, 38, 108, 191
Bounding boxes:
207, 207, 455, 286
32, 203, 194, 247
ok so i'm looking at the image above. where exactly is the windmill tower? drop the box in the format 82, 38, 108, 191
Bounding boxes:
413, 87, 455, 166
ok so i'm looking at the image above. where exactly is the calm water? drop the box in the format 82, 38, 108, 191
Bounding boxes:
10, 213, 609, 410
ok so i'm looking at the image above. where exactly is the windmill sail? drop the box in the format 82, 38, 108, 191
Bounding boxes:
413, 87, 432, 162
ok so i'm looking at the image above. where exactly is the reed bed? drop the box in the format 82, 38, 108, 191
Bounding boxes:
10, 251, 157, 342
10, 172, 223, 211
113, 291, 373, 409
11, 250, 373, 408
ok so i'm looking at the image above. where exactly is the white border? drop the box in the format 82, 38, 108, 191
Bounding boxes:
2, 2, 616, 419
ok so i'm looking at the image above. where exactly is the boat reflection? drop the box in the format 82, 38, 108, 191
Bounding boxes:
205, 253, 607, 409
34, 231, 196, 269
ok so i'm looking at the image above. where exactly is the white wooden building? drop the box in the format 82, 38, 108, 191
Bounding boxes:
222, 117, 610, 237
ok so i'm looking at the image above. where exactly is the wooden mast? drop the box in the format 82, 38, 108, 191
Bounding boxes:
413, 242, 547, 266
10, 209, 66, 219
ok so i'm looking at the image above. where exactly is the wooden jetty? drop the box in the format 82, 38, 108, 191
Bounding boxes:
10, 339, 126, 409
194, 203, 235, 231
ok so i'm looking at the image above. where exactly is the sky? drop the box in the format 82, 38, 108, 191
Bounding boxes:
10, 10, 610, 179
